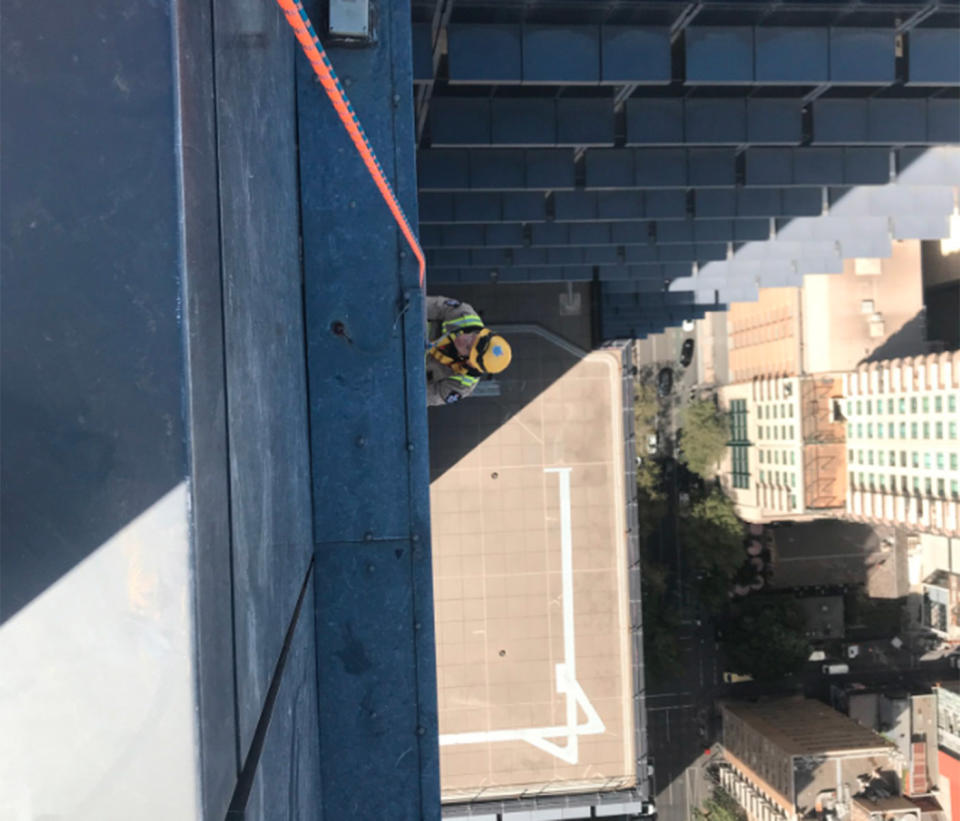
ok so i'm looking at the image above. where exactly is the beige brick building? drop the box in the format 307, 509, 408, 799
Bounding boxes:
717, 374, 847, 523
728, 287, 803, 383
726, 240, 924, 383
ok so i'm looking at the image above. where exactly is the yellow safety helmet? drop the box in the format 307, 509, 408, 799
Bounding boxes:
467, 328, 512, 374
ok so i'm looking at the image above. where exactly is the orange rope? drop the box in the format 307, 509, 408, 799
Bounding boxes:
275, 0, 426, 287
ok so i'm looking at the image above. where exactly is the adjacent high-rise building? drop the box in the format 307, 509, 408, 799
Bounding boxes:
842, 350, 960, 535
726, 241, 924, 383
718, 374, 847, 522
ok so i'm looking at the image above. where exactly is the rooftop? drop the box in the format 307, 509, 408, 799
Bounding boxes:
723, 697, 894, 756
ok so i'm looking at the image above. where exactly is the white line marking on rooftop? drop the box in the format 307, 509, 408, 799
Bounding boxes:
438, 466, 606, 764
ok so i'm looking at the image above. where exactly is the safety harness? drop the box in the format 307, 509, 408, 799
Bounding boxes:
426, 313, 487, 389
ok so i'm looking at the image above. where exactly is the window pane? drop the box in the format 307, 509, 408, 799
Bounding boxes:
937, 453, 944, 469
922, 397, 929, 413
887, 398, 894, 414
936, 422, 944, 439
888, 423, 894, 438
950, 395, 956, 413
923, 422, 930, 439
911, 397, 918, 413
899, 398, 906, 413
935, 396, 942, 412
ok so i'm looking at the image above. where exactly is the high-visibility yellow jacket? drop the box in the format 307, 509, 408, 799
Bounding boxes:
425, 295, 484, 406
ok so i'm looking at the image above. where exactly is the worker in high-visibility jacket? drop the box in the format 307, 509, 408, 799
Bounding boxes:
425, 295, 512, 406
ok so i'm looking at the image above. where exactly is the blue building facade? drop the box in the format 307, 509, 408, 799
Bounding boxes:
412, 0, 960, 340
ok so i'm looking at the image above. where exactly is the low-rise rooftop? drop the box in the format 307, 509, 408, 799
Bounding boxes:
723, 697, 895, 756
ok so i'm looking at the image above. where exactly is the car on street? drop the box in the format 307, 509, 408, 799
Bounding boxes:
723, 672, 753, 683
635, 799, 657, 818
680, 338, 695, 367
682, 319, 695, 332
822, 663, 849, 675
656, 367, 673, 397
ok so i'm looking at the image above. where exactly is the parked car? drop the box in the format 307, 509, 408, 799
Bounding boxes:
723, 672, 753, 683
847, 644, 860, 659
646, 433, 658, 455
657, 367, 673, 397
808, 650, 826, 662
635, 799, 657, 818
682, 319, 695, 332
680, 338, 695, 367
822, 663, 849, 675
